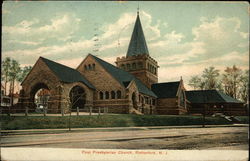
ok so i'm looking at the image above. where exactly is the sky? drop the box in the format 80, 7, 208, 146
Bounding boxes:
2, 1, 249, 89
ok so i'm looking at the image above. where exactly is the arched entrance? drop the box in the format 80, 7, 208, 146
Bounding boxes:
69, 86, 86, 109
132, 92, 138, 109
30, 83, 51, 111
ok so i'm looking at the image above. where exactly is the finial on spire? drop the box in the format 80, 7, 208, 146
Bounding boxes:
137, 1, 139, 15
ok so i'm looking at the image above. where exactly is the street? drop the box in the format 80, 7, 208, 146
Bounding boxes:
1, 125, 248, 150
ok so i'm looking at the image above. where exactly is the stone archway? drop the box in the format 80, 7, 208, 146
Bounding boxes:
69, 85, 86, 109
29, 83, 51, 111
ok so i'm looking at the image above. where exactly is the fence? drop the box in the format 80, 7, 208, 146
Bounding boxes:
0, 106, 111, 117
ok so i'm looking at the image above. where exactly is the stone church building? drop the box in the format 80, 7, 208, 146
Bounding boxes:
19, 12, 245, 115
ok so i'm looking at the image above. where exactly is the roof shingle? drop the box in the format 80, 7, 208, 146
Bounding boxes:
185, 90, 242, 104
91, 55, 156, 97
126, 14, 149, 57
41, 57, 95, 89
151, 81, 180, 98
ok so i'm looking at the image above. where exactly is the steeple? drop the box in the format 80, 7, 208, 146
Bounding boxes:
116, 10, 158, 89
126, 14, 149, 57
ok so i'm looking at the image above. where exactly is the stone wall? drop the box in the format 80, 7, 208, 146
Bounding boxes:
77, 55, 125, 100
20, 58, 61, 112
115, 54, 158, 89
60, 82, 94, 113
156, 98, 187, 115
77, 55, 131, 113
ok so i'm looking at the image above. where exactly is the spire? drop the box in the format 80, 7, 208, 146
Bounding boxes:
126, 13, 149, 57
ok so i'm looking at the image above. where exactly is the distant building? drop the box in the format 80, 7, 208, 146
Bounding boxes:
1, 84, 11, 107
35, 89, 51, 105
18, 11, 246, 116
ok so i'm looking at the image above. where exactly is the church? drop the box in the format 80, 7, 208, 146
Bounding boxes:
19, 12, 245, 116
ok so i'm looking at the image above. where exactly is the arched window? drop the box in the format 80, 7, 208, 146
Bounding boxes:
111, 91, 116, 99
105, 91, 109, 99
84, 65, 87, 70
92, 64, 95, 70
121, 64, 125, 70
126, 64, 131, 70
117, 90, 121, 99
88, 64, 92, 70
99, 91, 104, 100
145, 97, 149, 104
141, 97, 144, 104
138, 62, 143, 69
152, 99, 156, 105
132, 63, 136, 70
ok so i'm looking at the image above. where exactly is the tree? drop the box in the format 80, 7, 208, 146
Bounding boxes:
2, 57, 11, 95
202, 66, 220, 90
8, 59, 21, 106
17, 66, 32, 83
238, 70, 249, 103
188, 75, 205, 90
222, 65, 242, 99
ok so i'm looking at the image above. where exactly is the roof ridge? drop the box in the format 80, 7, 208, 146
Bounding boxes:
91, 54, 135, 76
186, 89, 217, 92
40, 56, 95, 89
153, 81, 180, 85
40, 57, 77, 71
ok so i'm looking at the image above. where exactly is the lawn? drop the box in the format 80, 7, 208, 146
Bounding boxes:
1, 114, 249, 130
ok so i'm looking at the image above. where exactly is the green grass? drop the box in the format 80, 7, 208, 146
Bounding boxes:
1, 114, 248, 130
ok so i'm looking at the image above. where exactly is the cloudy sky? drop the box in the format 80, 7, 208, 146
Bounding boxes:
2, 1, 249, 89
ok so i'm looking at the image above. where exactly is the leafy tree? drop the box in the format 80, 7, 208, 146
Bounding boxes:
202, 66, 220, 90
2, 57, 11, 95
8, 59, 21, 105
188, 75, 205, 90
238, 70, 249, 102
17, 66, 32, 83
222, 65, 242, 99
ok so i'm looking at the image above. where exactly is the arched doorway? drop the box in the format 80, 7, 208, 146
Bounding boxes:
69, 86, 86, 109
132, 92, 137, 109
30, 83, 51, 111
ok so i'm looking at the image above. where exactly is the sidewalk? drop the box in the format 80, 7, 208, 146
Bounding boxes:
2, 124, 248, 135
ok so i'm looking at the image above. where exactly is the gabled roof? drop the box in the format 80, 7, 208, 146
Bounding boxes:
40, 57, 95, 89
126, 14, 149, 57
185, 90, 243, 104
91, 55, 156, 97
151, 81, 180, 98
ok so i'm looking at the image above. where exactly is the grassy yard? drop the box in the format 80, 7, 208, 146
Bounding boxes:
1, 114, 249, 130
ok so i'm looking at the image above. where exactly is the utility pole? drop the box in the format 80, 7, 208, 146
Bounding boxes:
202, 93, 207, 128
68, 104, 72, 131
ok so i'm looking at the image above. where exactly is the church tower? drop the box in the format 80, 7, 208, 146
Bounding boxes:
116, 11, 158, 89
